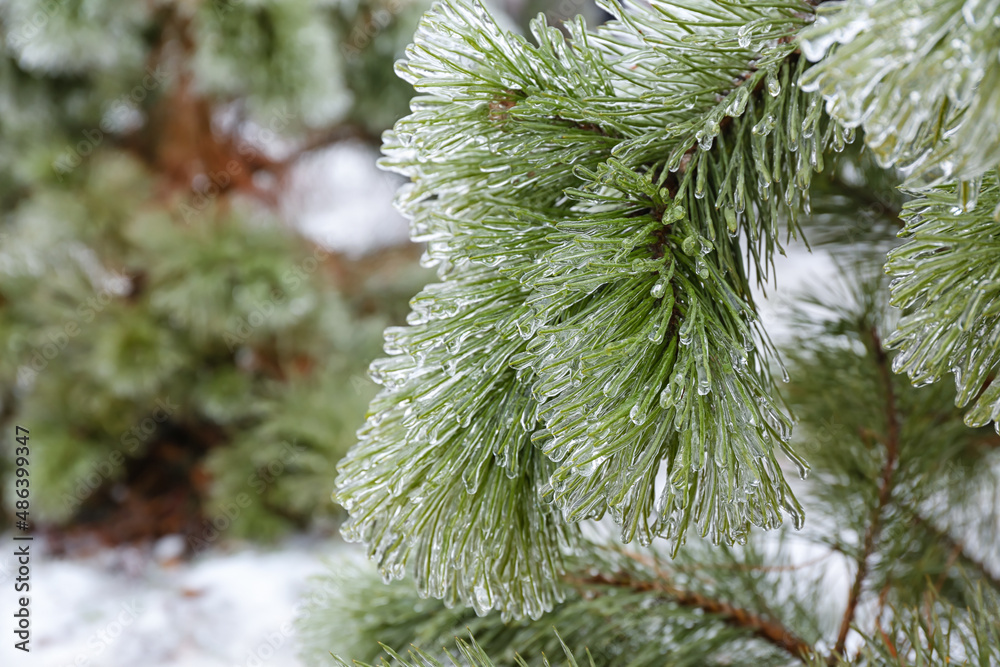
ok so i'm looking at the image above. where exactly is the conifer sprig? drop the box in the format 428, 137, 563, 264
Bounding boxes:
799, 0, 1000, 190
886, 171, 1000, 431
336, 0, 853, 620
311, 271, 1000, 666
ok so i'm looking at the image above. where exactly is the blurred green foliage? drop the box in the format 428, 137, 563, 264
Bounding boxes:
0, 0, 434, 542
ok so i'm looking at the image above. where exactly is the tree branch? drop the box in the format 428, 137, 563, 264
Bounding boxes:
834, 325, 901, 657
909, 511, 1000, 592
566, 570, 818, 663
818, 169, 904, 228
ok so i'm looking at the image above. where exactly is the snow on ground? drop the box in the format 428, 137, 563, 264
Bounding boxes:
0, 533, 350, 667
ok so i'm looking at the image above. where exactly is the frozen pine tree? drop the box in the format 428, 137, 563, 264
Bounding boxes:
302, 0, 1000, 663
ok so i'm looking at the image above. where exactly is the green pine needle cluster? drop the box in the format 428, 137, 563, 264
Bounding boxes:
337, 0, 852, 620
799, 0, 1000, 189
305, 271, 1000, 666
886, 172, 1000, 431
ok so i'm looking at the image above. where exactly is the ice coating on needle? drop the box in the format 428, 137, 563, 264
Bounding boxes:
887, 171, 1000, 431
336, 0, 842, 619
799, 0, 1000, 190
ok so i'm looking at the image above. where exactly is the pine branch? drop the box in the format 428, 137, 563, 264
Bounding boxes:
337, 0, 851, 619
851, 587, 1000, 666
299, 552, 807, 667
908, 511, 1000, 593
833, 326, 900, 657
799, 0, 1000, 188
886, 172, 1000, 429
817, 170, 903, 228
566, 569, 817, 663
353, 0, 847, 576
654, 50, 787, 201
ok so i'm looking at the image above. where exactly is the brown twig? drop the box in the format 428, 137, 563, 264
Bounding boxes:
874, 584, 899, 661
566, 570, 818, 663
834, 326, 901, 658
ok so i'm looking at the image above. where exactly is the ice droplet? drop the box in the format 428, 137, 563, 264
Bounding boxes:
724, 207, 738, 234
473, 585, 492, 613
737, 24, 752, 49
727, 85, 750, 116
752, 114, 776, 136
648, 318, 665, 343
696, 120, 719, 150
659, 384, 674, 408
799, 14, 871, 62
665, 203, 686, 222
766, 71, 780, 97
650, 278, 667, 299
695, 165, 707, 198
956, 176, 982, 212
682, 235, 698, 255
629, 403, 644, 425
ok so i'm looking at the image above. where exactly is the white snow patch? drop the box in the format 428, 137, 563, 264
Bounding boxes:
751, 237, 843, 344
285, 142, 411, 257
0, 534, 346, 667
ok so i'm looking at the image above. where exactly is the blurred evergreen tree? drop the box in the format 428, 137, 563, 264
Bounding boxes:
0, 0, 433, 544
